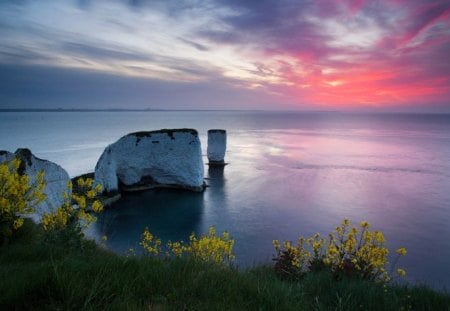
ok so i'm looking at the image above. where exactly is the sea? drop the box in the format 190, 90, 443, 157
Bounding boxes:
1, 110, 449, 290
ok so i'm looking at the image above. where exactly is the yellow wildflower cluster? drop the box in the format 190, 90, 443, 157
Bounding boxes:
182, 227, 235, 265
324, 220, 391, 281
140, 227, 162, 255
167, 240, 184, 257
272, 238, 311, 273
141, 226, 235, 266
41, 206, 70, 231
41, 177, 103, 232
273, 219, 408, 282
0, 158, 46, 239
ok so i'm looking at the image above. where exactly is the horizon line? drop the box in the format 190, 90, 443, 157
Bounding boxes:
1, 108, 449, 114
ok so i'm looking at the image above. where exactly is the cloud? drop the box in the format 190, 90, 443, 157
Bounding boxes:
0, 0, 449, 110
59, 42, 153, 61
178, 38, 210, 51
211, 0, 450, 108
401, 1, 450, 45
0, 63, 287, 110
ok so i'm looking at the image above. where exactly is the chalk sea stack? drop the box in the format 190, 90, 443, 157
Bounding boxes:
207, 129, 227, 166
94, 129, 205, 193
0, 148, 71, 221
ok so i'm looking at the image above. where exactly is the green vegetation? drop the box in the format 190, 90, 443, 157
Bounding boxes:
272, 219, 407, 282
129, 128, 199, 140
1, 221, 450, 310
0, 158, 45, 241
1, 158, 450, 310
141, 226, 235, 266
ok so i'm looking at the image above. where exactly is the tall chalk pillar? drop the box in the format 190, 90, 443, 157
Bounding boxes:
207, 129, 227, 166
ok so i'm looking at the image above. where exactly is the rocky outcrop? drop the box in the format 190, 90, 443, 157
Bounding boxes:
0, 150, 14, 163
0, 148, 71, 221
94, 129, 205, 193
207, 129, 227, 165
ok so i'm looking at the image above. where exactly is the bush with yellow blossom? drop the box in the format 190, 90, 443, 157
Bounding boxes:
0, 158, 46, 242
273, 219, 407, 282
41, 177, 103, 245
141, 226, 235, 266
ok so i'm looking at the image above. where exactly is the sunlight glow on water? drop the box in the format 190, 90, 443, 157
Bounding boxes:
1, 111, 450, 290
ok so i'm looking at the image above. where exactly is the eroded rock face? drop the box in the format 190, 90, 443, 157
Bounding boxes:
0, 148, 71, 221
0, 150, 14, 163
94, 129, 205, 193
207, 129, 227, 165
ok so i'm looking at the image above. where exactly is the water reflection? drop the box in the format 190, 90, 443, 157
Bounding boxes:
89, 189, 205, 253
207, 165, 226, 187
203, 165, 229, 225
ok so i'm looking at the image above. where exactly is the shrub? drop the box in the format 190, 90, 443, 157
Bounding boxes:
41, 177, 103, 246
0, 158, 46, 243
180, 227, 235, 265
272, 219, 407, 282
141, 226, 235, 266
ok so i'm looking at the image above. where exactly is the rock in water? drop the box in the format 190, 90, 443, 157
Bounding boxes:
94, 129, 205, 193
0, 148, 71, 221
207, 129, 227, 165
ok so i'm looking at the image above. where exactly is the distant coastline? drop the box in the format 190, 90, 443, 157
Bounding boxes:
1, 108, 449, 115
0, 108, 340, 113
0, 108, 172, 112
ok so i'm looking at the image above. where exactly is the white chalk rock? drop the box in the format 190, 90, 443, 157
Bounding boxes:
207, 129, 227, 165
0, 150, 14, 163
94, 129, 205, 193
0, 149, 71, 222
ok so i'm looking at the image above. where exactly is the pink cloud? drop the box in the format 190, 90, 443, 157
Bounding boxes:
346, 0, 366, 15
248, 0, 450, 109
400, 3, 450, 46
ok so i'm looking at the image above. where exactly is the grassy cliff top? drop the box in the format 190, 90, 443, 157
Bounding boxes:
126, 128, 199, 140
1, 220, 449, 310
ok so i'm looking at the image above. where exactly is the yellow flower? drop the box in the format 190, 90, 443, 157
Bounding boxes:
374, 231, 385, 243
164, 226, 236, 265
91, 200, 103, 213
77, 178, 85, 188
272, 239, 280, 250
168, 241, 184, 257
397, 268, 406, 277
396, 247, 407, 256
360, 221, 370, 229
86, 178, 94, 187
313, 241, 322, 250
271, 219, 406, 283
140, 227, 162, 256
1, 159, 46, 238
13, 218, 24, 230
86, 190, 96, 199
94, 183, 103, 193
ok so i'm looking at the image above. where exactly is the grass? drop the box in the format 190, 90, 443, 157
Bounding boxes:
1, 220, 449, 310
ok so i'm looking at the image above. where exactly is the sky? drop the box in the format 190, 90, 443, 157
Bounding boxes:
0, 0, 449, 111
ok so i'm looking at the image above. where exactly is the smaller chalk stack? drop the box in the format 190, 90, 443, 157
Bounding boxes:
207, 129, 227, 166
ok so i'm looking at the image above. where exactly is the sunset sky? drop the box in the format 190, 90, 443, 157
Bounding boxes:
1, 0, 449, 111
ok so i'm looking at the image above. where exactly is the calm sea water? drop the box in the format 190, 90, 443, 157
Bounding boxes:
1, 111, 450, 290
